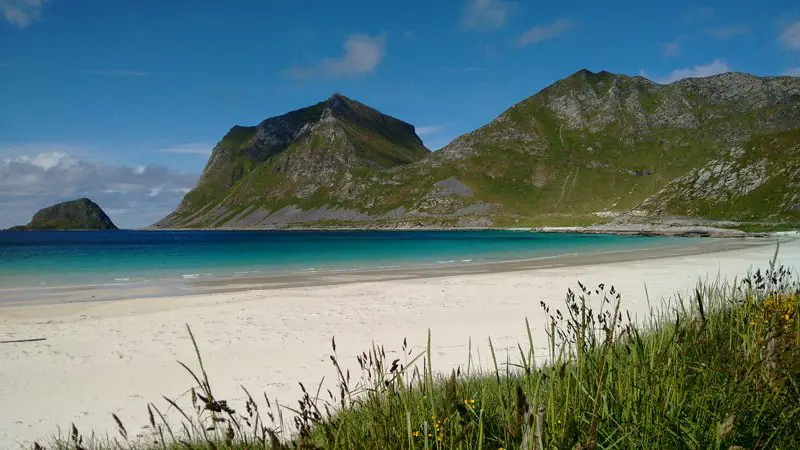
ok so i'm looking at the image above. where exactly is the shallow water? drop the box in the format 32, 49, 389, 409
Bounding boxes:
0, 230, 697, 294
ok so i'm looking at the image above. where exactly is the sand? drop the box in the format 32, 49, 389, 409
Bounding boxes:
1, 237, 798, 448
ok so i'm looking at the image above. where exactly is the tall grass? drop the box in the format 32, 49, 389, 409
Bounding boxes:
43, 261, 799, 449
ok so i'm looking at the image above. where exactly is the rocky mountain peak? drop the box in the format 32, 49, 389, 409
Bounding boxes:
164, 94, 429, 220
565, 68, 619, 84
320, 92, 358, 121
571, 68, 613, 78
326, 92, 350, 103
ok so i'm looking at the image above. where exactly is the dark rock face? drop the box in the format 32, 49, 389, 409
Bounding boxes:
154, 93, 431, 228
192, 93, 428, 197
11, 198, 118, 231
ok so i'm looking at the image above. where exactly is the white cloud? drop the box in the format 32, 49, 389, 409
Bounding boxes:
0, 152, 199, 229
461, 0, 509, 31
0, 0, 48, 28
517, 18, 575, 47
780, 20, 800, 49
29, 151, 77, 170
10, 152, 74, 170
415, 125, 445, 137
704, 25, 749, 39
287, 34, 386, 79
783, 67, 800, 77
156, 143, 212, 155
649, 59, 730, 84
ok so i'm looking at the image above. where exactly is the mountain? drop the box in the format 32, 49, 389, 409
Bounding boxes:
155, 94, 430, 228
8, 198, 118, 231
155, 71, 800, 229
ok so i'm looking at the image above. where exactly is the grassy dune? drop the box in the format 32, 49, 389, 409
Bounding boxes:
44, 260, 799, 449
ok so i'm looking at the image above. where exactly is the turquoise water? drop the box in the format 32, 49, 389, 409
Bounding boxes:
0, 230, 694, 291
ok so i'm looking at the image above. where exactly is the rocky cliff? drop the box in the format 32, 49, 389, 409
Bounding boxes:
154, 93, 430, 228
9, 198, 118, 231
155, 71, 800, 229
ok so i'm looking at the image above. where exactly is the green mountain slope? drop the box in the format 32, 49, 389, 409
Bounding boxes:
154, 71, 800, 229
156, 94, 430, 228
396, 70, 800, 226
638, 128, 800, 221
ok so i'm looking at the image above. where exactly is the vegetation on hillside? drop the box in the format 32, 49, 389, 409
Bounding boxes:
9, 198, 117, 231
641, 128, 800, 222
157, 71, 800, 229
160, 94, 432, 228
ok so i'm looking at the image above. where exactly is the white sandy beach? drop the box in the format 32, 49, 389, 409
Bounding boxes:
1, 238, 799, 448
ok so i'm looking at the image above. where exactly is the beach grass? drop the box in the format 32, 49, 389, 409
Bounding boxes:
40, 257, 799, 449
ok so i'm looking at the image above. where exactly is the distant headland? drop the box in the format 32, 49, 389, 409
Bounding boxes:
5, 197, 118, 231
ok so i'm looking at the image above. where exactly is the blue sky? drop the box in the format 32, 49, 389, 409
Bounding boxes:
1, 0, 799, 228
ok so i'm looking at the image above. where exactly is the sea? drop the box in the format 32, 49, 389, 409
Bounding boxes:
0, 230, 698, 303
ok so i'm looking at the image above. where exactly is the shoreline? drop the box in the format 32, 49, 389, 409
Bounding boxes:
0, 236, 779, 309
7, 225, 793, 240
192, 235, 774, 289
1, 238, 799, 448
139, 225, 768, 238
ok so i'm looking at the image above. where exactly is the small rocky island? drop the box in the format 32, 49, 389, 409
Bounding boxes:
6, 198, 118, 231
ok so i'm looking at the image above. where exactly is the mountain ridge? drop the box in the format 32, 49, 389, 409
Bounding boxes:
162, 93, 429, 227
154, 70, 800, 229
